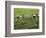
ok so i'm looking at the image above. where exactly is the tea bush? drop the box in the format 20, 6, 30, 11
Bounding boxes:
14, 15, 39, 29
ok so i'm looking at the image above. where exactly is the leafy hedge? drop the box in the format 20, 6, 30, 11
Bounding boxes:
14, 15, 39, 29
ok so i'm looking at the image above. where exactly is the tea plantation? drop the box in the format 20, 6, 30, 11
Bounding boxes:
14, 8, 39, 29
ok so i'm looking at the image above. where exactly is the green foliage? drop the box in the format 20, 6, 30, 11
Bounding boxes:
14, 15, 39, 29
14, 8, 39, 29
14, 8, 39, 16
